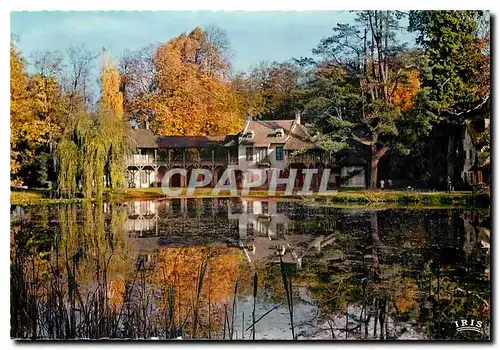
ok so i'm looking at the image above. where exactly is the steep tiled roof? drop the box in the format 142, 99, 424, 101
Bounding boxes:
241, 119, 316, 150
284, 123, 315, 150
129, 119, 319, 151
242, 120, 293, 147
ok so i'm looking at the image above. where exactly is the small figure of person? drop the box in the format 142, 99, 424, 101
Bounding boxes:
388, 179, 392, 188
447, 176, 452, 193
380, 179, 385, 190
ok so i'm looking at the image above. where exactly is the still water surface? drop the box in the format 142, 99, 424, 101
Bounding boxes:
10, 198, 490, 340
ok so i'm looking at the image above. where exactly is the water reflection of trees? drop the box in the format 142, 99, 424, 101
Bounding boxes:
11, 201, 250, 339
11, 201, 137, 339
11, 201, 490, 340
150, 246, 248, 339
300, 210, 490, 340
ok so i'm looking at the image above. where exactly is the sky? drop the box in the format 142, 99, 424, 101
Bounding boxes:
11, 11, 416, 79
10, 11, 360, 73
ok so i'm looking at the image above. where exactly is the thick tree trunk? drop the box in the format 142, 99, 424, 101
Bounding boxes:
371, 157, 379, 189
370, 143, 388, 189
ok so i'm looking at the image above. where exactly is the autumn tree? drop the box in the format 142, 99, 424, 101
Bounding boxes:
149, 27, 243, 136
10, 43, 32, 184
310, 11, 430, 188
99, 51, 131, 189
10, 43, 64, 187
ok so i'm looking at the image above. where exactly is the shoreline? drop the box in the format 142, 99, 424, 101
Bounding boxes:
11, 188, 490, 208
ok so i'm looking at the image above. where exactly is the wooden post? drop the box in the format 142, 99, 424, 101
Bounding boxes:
212, 167, 218, 187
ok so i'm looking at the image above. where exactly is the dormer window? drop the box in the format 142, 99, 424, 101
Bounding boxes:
245, 130, 254, 139
275, 128, 284, 138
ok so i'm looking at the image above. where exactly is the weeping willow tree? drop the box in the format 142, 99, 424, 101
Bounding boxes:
56, 51, 132, 198
100, 51, 131, 190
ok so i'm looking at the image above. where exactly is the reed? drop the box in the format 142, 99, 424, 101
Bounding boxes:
11, 203, 297, 340
279, 257, 295, 339
252, 271, 257, 340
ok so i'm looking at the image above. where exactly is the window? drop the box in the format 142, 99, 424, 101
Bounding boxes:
262, 201, 269, 214
256, 148, 267, 162
276, 147, 284, 161
247, 222, 254, 236
246, 147, 253, 161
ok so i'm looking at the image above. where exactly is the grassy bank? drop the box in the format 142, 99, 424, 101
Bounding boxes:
11, 187, 490, 208
10, 190, 86, 206
111, 187, 490, 207
314, 189, 490, 206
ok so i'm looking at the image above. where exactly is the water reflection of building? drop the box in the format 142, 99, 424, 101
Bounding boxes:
126, 200, 160, 236
228, 199, 313, 267
228, 200, 288, 240
124, 198, 341, 269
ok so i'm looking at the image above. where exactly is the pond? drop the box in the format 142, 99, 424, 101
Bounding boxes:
10, 198, 490, 340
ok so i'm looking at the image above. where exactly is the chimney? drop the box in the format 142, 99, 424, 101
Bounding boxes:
295, 110, 301, 125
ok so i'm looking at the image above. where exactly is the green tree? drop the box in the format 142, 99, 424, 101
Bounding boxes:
310, 11, 431, 188
408, 11, 490, 186
408, 10, 490, 122
234, 61, 306, 120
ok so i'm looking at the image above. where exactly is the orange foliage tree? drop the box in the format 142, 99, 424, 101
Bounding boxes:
121, 27, 244, 136
153, 28, 243, 136
391, 69, 421, 111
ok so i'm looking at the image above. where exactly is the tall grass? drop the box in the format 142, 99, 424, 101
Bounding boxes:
11, 203, 296, 340
252, 271, 257, 340
279, 257, 295, 339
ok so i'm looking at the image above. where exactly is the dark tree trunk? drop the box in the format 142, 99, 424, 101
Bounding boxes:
371, 157, 379, 189
370, 144, 388, 189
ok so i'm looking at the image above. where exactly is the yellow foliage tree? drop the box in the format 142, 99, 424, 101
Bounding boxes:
392, 69, 421, 111
10, 43, 61, 186
152, 28, 243, 136
10, 44, 31, 181
100, 53, 124, 119
99, 52, 130, 189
